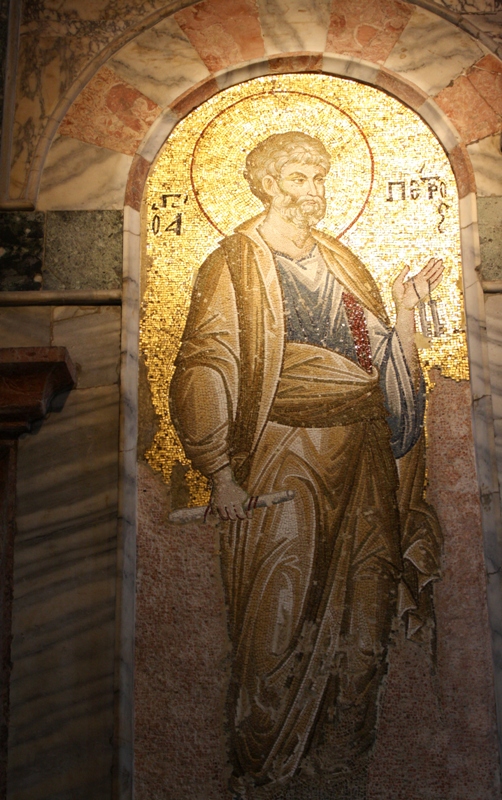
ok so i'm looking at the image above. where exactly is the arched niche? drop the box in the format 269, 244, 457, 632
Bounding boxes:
117, 61, 501, 799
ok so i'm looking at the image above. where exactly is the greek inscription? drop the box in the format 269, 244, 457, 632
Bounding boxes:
410, 179, 420, 200
386, 181, 406, 202
151, 194, 187, 236
162, 194, 189, 208
165, 213, 183, 236
385, 170, 449, 231
386, 171, 448, 202
437, 202, 450, 233
420, 175, 440, 200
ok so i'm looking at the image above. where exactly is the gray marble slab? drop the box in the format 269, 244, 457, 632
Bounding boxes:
478, 197, 502, 281
52, 306, 121, 388
38, 137, 132, 211
458, 187, 502, 768
486, 294, 502, 536
109, 16, 210, 109
468, 134, 502, 197
480, 292, 502, 753
10, 0, 169, 202
461, 9, 502, 52
0, 212, 44, 291
434, 0, 496, 12
136, 108, 177, 163
8, 383, 120, 800
257, 0, 331, 55
385, 6, 486, 96
0, 306, 51, 347
44, 210, 123, 290
114, 205, 140, 799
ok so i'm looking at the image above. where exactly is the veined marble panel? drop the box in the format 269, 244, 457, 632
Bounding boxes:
385, 6, 486, 96
16, 3, 169, 128
214, 59, 271, 91
136, 109, 178, 163
257, 0, 331, 55
462, 10, 502, 54
0, 306, 51, 347
9, 382, 119, 800
10, 34, 77, 199
477, 196, 502, 280
38, 137, 132, 210
10, 0, 184, 196
44, 210, 123, 290
465, 280, 491, 401
109, 16, 210, 109
486, 293, 502, 516
115, 205, 141, 796
52, 306, 121, 388
121, 206, 140, 463
435, 0, 496, 12
468, 133, 502, 196
460, 222, 482, 288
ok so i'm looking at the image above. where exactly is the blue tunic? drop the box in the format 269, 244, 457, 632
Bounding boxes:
273, 245, 425, 459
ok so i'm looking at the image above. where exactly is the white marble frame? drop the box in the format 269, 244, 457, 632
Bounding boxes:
118, 56, 502, 800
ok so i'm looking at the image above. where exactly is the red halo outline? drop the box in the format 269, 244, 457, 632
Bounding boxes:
189, 85, 375, 239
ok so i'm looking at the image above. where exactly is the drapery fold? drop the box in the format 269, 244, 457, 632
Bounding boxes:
170, 216, 442, 793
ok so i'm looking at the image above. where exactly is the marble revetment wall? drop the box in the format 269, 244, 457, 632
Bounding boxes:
0, 198, 124, 800
0, 302, 122, 800
0, 1, 502, 799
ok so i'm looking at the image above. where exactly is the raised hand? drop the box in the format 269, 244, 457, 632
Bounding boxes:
392, 258, 444, 312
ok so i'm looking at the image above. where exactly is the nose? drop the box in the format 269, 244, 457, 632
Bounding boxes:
306, 178, 320, 196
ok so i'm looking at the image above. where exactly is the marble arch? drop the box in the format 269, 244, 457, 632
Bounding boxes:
9, 0, 502, 206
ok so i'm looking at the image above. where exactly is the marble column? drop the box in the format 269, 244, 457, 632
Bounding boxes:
0, 347, 76, 799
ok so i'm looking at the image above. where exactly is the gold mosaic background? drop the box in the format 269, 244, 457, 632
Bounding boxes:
141, 73, 467, 504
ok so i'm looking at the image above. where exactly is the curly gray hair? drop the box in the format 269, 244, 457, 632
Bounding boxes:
244, 132, 330, 205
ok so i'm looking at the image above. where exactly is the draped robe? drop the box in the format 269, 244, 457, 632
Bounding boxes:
169, 214, 442, 794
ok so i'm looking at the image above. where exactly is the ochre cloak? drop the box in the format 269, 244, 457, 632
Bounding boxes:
170, 214, 442, 793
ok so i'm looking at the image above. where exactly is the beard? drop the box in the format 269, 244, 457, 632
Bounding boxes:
272, 192, 326, 228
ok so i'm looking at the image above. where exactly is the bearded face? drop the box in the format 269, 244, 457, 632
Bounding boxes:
272, 191, 326, 228
266, 161, 328, 229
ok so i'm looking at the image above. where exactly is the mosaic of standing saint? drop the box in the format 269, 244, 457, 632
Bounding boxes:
168, 131, 444, 798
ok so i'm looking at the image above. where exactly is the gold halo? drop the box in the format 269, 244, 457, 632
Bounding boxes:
190, 89, 374, 238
